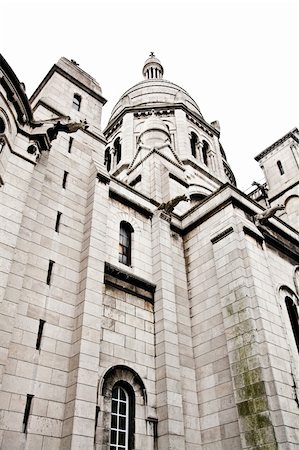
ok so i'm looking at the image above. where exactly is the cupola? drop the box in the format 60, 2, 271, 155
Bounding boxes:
142, 52, 164, 80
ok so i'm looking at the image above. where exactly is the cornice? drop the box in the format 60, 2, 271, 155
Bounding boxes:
103, 104, 219, 138
30, 64, 107, 106
109, 189, 153, 218
255, 128, 299, 162
104, 262, 155, 303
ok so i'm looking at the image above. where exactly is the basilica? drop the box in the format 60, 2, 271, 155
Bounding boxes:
0, 52, 298, 450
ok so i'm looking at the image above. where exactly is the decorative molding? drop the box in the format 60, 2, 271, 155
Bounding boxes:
134, 108, 174, 119
243, 225, 264, 246
169, 172, 189, 188
30, 64, 107, 106
105, 119, 123, 137
255, 128, 299, 162
211, 226, 234, 244
186, 113, 214, 137
109, 189, 153, 218
104, 262, 155, 303
104, 104, 219, 138
97, 172, 110, 184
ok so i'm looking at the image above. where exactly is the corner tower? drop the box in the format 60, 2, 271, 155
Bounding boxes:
103, 53, 236, 206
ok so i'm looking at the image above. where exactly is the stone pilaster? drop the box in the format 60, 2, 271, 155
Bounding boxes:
151, 210, 186, 450
211, 221, 278, 450
61, 167, 110, 450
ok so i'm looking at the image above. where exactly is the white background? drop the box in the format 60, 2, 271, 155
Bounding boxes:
1, 0, 298, 190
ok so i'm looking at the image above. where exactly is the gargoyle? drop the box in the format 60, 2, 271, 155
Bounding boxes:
252, 181, 269, 197
157, 193, 190, 215
254, 203, 285, 227
47, 119, 89, 141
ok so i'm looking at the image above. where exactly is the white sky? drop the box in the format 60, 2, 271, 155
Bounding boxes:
1, 0, 298, 191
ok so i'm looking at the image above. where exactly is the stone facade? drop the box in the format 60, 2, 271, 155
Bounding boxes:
0, 52, 298, 450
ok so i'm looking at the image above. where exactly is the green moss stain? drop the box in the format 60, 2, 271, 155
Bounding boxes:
231, 315, 277, 448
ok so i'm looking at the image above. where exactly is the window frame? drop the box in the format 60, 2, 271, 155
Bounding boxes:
277, 160, 284, 175
285, 296, 299, 353
110, 385, 130, 450
119, 221, 133, 266
72, 93, 81, 111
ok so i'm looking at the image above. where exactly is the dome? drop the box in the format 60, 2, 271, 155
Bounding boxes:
108, 53, 203, 123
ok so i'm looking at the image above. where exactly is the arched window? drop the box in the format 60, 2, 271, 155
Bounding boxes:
72, 94, 81, 111
277, 160, 284, 175
105, 148, 111, 172
114, 137, 122, 164
119, 221, 133, 266
202, 140, 209, 166
190, 132, 198, 158
0, 117, 5, 134
110, 383, 134, 450
285, 297, 299, 353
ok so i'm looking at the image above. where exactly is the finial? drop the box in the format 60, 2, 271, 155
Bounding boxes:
149, 52, 155, 57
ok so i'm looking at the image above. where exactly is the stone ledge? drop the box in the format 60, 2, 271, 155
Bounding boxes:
104, 262, 155, 303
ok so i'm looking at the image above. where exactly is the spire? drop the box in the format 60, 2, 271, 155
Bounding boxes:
142, 52, 164, 80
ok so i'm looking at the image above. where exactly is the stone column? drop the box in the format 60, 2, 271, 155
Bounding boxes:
151, 210, 186, 450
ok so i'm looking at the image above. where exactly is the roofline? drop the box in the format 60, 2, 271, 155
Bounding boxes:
108, 78, 202, 122
0, 53, 33, 123
30, 63, 107, 106
255, 127, 299, 162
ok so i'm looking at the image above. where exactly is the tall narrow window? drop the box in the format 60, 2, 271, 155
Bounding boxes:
285, 297, 299, 353
47, 260, 55, 285
73, 94, 81, 111
36, 319, 46, 350
110, 385, 129, 450
23, 394, 34, 433
277, 160, 284, 175
119, 222, 133, 266
55, 212, 62, 232
62, 171, 68, 189
0, 117, 5, 133
190, 132, 198, 158
68, 137, 74, 153
114, 138, 122, 164
105, 148, 111, 172
202, 140, 209, 166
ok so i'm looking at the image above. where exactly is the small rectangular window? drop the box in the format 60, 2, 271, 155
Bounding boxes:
277, 160, 284, 175
68, 137, 74, 153
46, 260, 55, 285
55, 211, 62, 232
72, 94, 81, 111
23, 394, 34, 433
36, 319, 46, 350
62, 171, 68, 189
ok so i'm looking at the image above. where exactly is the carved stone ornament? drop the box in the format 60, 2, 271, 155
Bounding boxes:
157, 193, 190, 216
254, 203, 285, 227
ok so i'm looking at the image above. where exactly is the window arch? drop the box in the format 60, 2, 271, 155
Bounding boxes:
119, 221, 133, 266
285, 296, 299, 353
72, 93, 81, 111
105, 147, 112, 172
99, 365, 147, 450
190, 132, 198, 158
110, 382, 135, 450
202, 140, 209, 166
114, 137, 122, 164
277, 160, 284, 175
